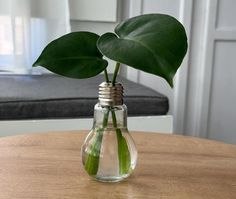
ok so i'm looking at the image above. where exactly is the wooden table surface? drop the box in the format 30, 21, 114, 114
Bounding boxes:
0, 131, 236, 199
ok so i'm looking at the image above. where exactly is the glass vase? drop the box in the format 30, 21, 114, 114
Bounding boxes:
81, 82, 138, 182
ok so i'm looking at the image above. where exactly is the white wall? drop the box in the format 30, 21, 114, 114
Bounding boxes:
0, 116, 173, 136
175, 0, 236, 144
69, 0, 117, 22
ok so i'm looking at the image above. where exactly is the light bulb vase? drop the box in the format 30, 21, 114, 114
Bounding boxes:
81, 82, 138, 182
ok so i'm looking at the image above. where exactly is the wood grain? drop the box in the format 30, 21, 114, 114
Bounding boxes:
0, 131, 235, 199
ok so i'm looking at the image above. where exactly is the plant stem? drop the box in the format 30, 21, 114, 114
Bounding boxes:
111, 110, 117, 128
84, 109, 109, 175
104, 68, 109, 82
102, 109, 109, 127
112, 62, 120, 85
111, 110, 131, 174
84, 128, 103, 175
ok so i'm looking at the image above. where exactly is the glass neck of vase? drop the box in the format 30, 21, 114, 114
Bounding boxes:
93, 103, 128, 129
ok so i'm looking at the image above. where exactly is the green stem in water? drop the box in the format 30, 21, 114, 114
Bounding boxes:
104, 68, 109, 83
84, 128, 103, 175
111, 110, 117, 128
85, 62, 126, 175
102, 109, 109, 127
84, 109, 109, 175
111, 110, 131, 174
112, 62, 120, 85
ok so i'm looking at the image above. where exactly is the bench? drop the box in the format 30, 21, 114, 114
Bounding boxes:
0, 74, 168, 120
0, 74, 171, 135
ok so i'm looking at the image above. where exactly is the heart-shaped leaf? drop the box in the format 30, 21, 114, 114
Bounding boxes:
33, 32, 108, 79
97, 14, 188, 87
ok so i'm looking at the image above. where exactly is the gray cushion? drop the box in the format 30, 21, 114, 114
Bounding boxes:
0, 74, 168, 120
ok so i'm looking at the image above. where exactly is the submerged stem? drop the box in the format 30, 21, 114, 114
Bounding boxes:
111, 109, 131, 174
111, 110, 117, 128
84, 109, 109, 175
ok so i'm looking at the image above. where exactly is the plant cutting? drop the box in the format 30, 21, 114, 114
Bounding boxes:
33, 13, 188, 182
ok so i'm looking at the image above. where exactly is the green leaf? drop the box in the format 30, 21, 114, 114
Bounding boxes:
33, 32, 108, 79
97, 14, 188, 87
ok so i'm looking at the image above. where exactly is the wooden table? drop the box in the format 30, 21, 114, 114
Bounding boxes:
0, 131, 235, 199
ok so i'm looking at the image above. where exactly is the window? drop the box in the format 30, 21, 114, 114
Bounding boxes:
0, 0, 70, 74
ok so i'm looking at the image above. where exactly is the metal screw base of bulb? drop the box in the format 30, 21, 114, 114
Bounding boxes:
98, 82, 123, 106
